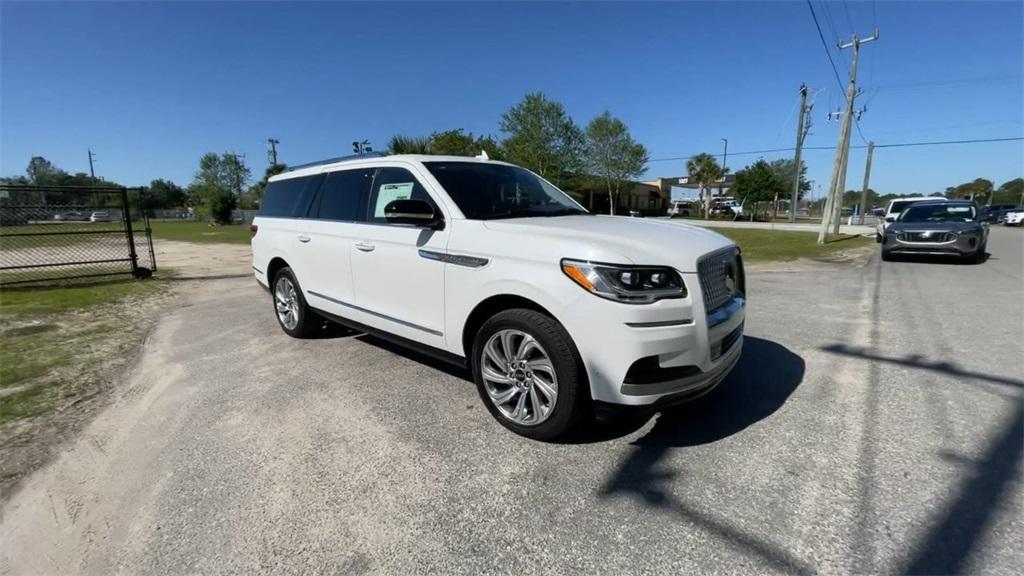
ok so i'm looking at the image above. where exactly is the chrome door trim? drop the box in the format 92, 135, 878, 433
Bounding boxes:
307, 290, 443, 337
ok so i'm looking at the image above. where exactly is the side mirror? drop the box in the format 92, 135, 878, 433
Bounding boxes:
384, 199, 443, 229
885, 216, 896, 223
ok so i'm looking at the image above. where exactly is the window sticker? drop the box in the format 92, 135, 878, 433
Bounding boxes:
374, 182, 415, 217
948, 206, 971, 213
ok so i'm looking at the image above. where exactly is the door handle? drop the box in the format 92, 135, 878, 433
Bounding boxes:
354, 241, 375, 252
297, 235, 311, 243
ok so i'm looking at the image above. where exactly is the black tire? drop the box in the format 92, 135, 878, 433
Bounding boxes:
881, 250, 894, 262
271, 267, 317, 338
875, 232, 882, 243
970, 242, 987, 264
471, 308, 586, 440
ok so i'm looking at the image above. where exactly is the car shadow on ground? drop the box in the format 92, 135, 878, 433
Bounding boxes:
884, 252, 990, 265
594, 336, 813, 572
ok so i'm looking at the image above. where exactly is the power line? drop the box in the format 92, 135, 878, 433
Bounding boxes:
647, 136, 1023, 163
842, 0, 856, 33
807, 0, 845, 92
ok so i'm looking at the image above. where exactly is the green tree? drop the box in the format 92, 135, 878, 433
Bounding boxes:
146, 179, 186, 210
387, 135, 433, 154
995, 177, 1023, 205
946, 178, 994, 202
500, 92, 584, 188
190, 152, 248, 224
733, 159, 783, 211
686, 153, 726, 219
26, 156, 66, 185
584, 111, 649, 215
768, 158, 811, 200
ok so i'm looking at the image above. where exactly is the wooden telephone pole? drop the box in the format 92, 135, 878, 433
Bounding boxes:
818, 29, 879, 245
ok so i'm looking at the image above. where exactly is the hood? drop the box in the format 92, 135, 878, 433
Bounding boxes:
480, 215, 734, 272
888, 220, 980, 233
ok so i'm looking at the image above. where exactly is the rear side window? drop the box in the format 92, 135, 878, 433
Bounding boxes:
314, 168, 373, 221
366, 167, 436, 223
259, 174, 323, 218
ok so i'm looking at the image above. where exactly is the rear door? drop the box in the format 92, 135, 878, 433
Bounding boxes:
301, 167, 373, 316
348, 165, 449, 347
254, 174, 322, 288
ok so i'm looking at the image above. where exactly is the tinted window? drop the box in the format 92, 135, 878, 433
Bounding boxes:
889, 200, 917, 215
366, 167, 435, 223
314, 168, 373, 221
424, 162, 586, 220
259, 174, 323, 218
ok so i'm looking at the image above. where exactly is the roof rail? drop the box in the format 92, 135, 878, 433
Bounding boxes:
286, 151, 387, 172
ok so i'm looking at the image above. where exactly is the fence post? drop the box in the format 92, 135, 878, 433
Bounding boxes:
121, 188, 142, 278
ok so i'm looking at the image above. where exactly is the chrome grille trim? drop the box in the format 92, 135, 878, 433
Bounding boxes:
697, 246, 740, 314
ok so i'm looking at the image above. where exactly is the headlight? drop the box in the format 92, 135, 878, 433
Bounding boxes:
560, 259, 686, 304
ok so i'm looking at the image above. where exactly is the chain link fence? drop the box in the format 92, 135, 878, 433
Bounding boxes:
0, 185, 156, 285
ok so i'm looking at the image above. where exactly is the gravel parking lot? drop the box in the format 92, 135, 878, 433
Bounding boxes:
2, 228, 1020, 575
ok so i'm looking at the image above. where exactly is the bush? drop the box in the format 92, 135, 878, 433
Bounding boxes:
207, 190, 237, 225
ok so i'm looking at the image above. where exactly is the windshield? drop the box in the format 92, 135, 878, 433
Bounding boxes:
424, 162, 588, 220
899, 203, 976, 223
889, 200, 917, 214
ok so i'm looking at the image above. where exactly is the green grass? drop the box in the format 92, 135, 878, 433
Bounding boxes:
0, 277, 163, 316
149, 220, 252, 244
0, 278, 167, 423
706, 227, 872, 262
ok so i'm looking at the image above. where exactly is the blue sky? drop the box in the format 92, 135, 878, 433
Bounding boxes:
2, 1, 1021, 198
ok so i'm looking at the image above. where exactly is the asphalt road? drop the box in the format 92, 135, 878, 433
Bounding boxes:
3, 228, 1021, 575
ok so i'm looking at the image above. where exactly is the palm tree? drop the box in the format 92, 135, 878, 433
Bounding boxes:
686, 153, 725, 219
387, 135, 433, 155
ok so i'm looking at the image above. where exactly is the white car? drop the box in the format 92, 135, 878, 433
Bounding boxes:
251, 153, 745, 439
1004, 209, 1024, 226
875, 197, 945, 241
89, 211, 110, 222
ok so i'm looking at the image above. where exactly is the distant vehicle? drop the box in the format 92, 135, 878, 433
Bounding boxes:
875, 197, 946, 242
89, 211, 111, 222
667, 200, 696, 217
53, 211, 85, 221
881, 200, 988, 263
982, 204, 1018, 223
1004, 209, 1024, 226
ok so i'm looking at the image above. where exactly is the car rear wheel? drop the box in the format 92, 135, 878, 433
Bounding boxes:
471, 309, 585, 440
272, 267, 316, 338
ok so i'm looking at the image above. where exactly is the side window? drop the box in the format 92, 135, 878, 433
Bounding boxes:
259, 174, 322, 218
314, 168, 373, 221
366, 167, 436, 223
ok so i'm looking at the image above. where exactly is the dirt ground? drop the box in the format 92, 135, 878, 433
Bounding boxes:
0, 241, 252, 501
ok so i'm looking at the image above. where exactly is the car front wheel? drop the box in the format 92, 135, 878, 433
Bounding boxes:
471, 309, 585, 440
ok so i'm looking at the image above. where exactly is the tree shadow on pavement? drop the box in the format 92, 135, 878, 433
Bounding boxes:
597, 336, 812, 572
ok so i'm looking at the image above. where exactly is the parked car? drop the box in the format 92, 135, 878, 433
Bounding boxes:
875, 197, 946, 242
251, 153, 746, 439
881, 200, 988, 263
89, 211, 110, 222
667, 200, 695, 217
1004, 209, 1024, 226
53, 211, 85, 221
981, 204, 1017, 223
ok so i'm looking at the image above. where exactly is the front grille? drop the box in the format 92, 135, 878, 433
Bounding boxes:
898, 231, 955, 243
698, 246, 741, 313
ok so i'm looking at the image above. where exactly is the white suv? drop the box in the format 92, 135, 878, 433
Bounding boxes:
251, 153, 745, 439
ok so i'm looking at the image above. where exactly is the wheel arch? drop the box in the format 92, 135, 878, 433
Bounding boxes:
267, 256, 290, 285
461, 294, 557, 360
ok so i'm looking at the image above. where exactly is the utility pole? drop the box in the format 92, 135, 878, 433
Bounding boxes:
267, 138, 279, 166
857, 141, 875, 225
817, 29, 879, 245
88, 149, 97, 186
789, 84, 811, 223
719, 138, 728, 200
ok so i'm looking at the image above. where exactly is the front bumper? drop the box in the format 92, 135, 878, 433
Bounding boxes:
883, 232, 980, 256
563, 277, 745, 407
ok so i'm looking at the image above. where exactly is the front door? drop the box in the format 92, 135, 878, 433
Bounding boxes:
349, 166, 449, 348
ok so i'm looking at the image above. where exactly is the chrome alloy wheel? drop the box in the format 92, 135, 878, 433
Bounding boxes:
274, 275, 300, 330
480, 329, 558, 426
